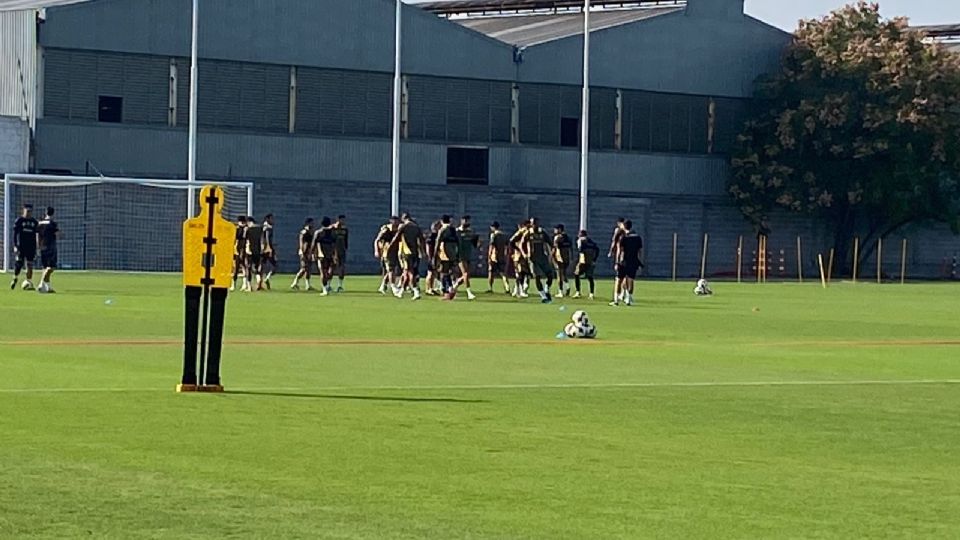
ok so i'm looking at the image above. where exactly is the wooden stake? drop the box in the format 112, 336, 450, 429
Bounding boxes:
876, 238, 883, 284
761, 235, 768, 283
700, 233, 709, 280
818, 254, 827, 288
756, 236, 762, 284
671, 232, 678, 282
827, 248, 835, 284
852, 237, 860, 283
736, 235, 743, 284
900, 238, 907, 285
796, 236, 803, 283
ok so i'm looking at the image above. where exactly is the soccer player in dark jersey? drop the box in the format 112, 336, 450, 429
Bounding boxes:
522, 217, 556, 303
230, 216, 247, 292
608, 217, 626, 260
486, 221, 511, 294
509, 221, 530, 298
10, 204, 39, 290
612, 220, 643, 307
36, 207, 59, 294
374, 216, 400, 295
245, 216, 264, 291
261, 214, 277, 290
424, 220, 442, 295
313, 217, 337, 296
573, 230, 600, 300
388, 212, 425, 300
452, 215, 481, 300
552, 224, 573, 298
332, 215, 349, 293
290, 218, 315, 291
435, 215, 460, 299
608, 217, 627, 303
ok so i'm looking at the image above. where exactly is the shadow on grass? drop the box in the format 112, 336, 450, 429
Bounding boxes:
225, 390, 486, 404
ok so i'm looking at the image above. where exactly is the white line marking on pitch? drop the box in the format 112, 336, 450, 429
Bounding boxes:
1, 379, 959, 394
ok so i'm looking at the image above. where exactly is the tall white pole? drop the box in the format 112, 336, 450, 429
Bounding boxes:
579, 0, 590, 232
390, 0, 402, 216
187, 0, 199, 218
3, 178, 10, 273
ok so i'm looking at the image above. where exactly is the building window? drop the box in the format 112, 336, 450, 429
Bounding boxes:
446, 147, 489, 185
560, 117, 579, 147
98, 96, 123, 123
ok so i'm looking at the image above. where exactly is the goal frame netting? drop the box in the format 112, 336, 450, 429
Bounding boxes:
2, 174, 254, 273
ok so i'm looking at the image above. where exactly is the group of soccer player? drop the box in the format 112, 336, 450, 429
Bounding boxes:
8, 203, 641, 303
289, 215, 349, 295
229, 214, 279, 292
365, 213, 644, 304
9, 204, 60, 294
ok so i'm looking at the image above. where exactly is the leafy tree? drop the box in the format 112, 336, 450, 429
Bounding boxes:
730, 2, 960, 271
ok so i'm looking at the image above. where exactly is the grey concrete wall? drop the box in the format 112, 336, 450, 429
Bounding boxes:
0, 115, 29, 173
519, 13, 789, 97
36, 121, 729, 195
40, 0, 517, 81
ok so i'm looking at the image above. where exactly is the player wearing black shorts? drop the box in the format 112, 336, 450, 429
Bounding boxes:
451, 215, 481, 300
521, 217, 556, 304
244, 216, 264, 291
261, 214, 277, 290
424, 220, 441, 295
552, 224, 573, 298
611, 220, 643, 307
332, 215, 349, 293
435, 215, 460, 299
486, 221, 510, 294
230, 216, 247, 291
290, 218, 315, 291
313, 217, 337, 296
10, 204, 39, 290
36, 207, 59, 294
573, 230, 600, 300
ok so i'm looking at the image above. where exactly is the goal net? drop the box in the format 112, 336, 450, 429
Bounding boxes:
2, 174, 253, 273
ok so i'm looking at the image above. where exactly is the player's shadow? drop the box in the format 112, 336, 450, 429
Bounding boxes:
225, 390, 486, 404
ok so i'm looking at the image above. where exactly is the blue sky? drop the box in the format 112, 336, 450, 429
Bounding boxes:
409, 1, 960, 31
744, 0, 960, 30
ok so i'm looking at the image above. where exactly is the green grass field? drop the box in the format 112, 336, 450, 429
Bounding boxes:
1, 274, 959, 538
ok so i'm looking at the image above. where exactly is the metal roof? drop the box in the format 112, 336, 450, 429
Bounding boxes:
0, 0, 87, 11
418, 0, 684, 16
913, 23, 960, 38
455, 6, 681, 46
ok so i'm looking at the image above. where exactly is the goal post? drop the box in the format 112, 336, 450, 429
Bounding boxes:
2, 174, 254, 273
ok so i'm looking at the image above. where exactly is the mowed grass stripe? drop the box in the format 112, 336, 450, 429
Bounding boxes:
2, 378, 960, 393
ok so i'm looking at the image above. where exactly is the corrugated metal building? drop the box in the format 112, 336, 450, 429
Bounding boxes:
1, 0, 957, 277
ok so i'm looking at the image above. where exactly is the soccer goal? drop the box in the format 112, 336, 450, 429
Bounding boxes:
2, 174, 254, 273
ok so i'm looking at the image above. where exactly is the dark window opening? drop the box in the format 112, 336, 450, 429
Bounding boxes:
560, 117, 579, 147
98, 96, 123, 123
447, 147, 489, 185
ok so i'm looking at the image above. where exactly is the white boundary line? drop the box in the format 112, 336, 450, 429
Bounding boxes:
1, 379, 959, 394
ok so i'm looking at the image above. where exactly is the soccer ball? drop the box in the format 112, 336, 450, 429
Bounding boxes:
21, 280, 34, 291
694, 279, 713, 296
564, 322, 586, 338
571, 310, 589, 326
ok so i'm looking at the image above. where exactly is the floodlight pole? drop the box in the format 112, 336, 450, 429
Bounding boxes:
187, 0, 199, 219
578, 0, 591, 232
390, 0, 402, 217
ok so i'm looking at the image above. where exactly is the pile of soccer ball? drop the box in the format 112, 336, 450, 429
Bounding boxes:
564, 310, 597, 339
